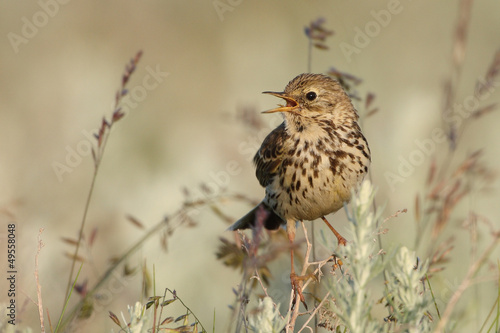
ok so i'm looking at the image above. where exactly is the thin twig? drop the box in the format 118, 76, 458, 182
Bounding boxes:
35, 228, 45, 333
298, 291, 331, 332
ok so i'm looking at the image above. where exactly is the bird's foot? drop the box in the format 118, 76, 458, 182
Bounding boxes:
290, 272, 316, 310
336, 234, 347, 246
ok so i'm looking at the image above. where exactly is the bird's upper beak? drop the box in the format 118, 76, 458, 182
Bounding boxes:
261, 91, 299, 114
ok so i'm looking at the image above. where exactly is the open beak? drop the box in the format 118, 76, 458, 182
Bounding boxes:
262, 91, 299, 114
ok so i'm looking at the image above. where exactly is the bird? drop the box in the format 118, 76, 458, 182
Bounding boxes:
228, 73, 371, 305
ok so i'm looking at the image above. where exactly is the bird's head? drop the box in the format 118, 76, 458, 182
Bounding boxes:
262, 73, 356, 123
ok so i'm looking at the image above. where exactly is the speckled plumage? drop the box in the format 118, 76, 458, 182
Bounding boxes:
229, 73, 371, 232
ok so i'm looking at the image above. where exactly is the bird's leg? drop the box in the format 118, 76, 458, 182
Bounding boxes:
287, 220, 309, 309
321, 216, 347, 246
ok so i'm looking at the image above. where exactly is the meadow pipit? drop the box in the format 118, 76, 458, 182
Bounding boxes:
228, 73, 371, 304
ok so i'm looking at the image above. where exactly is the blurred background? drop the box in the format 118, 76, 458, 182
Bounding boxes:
1, 1, 499, 331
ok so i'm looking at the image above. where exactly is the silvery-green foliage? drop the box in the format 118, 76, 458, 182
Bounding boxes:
248, 297, 288, 333
327, 180, 384, 333
325, 180, 431, 332
386, 247, 431, 332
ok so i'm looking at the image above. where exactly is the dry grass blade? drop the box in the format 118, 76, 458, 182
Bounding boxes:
141, 263, 151, 297
364, 92, 379, 118
365, 107, 379, 118
127, 214, 145, 229
442, 0, 473, 150
64, 252, 85, 262
476, 49, 500, 96
365, 92, 375, 109
160, 229, 168, 252
327, 67, 362, 100
428, 180, 446, 200
112, 107, 125, 122
428, 238, 454, 275
327, 67, 362, 85
174, 314, 189, 323
452, 0, 473, 68
88, 227, 98, 247
432, 180, 468, 238
210, 204, 233, 224
61, 237, 80, 246
108, 311, 121, 327
161, 299, 176, 307
452, 150, 481, 178
427, 158, 437, 185
472, 103, 497, 119
147, 296, 161, 310
161, 316, 175, 325
313, 43, 329, 50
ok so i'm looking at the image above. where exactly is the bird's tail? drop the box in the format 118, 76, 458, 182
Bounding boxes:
227, 202, 284, 231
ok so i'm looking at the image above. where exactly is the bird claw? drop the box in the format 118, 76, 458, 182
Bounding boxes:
290, 272, 315, 310
336, 235, 347, 246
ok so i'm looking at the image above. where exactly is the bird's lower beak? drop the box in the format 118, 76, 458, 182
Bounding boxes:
262, 91, 299, 114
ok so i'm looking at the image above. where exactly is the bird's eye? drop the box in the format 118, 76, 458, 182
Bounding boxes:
306, 91, 317, 101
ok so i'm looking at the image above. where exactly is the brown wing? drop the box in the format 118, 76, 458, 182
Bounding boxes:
254, 122, 287, 187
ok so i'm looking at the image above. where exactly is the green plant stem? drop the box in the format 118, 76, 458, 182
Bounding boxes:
213, 308, 216, 333
55, 263, 83, 333
478, 259, 500, 333
497, 260, 499, 333
426, 274, 441, 320
478, 296, 499, 333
